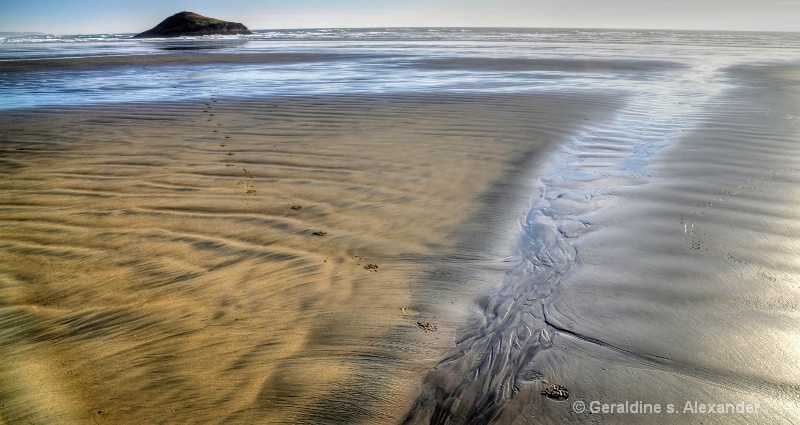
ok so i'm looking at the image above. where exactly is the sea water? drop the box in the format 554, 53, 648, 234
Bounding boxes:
1, 29, 798, 110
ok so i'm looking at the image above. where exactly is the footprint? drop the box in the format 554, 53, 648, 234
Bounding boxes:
416, 321, 437, 332
236, 181, 256, 194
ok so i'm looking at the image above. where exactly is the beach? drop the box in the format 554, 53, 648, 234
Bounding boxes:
2, 29, 800, 424
0, 91, 613, 423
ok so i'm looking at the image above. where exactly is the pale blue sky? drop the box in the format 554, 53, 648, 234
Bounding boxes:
1, 0, 798, 34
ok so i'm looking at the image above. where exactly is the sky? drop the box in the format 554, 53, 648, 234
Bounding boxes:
1, 0, 799, 35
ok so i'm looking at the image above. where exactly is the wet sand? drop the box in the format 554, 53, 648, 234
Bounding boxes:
0, 53, 354, 72
0, 93, 614, 424
439, 63, 800, 424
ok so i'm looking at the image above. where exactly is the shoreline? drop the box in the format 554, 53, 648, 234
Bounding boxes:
0, 92, 617, 423
0, 53, 357, 71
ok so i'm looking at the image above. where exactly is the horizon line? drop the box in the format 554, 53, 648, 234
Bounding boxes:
6, 26, 800, 37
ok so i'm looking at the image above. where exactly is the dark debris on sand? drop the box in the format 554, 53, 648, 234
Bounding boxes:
416, 321, 437, 332
541, 384, 570, 400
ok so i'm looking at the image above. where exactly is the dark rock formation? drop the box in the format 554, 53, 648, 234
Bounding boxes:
133, 11, 251, 38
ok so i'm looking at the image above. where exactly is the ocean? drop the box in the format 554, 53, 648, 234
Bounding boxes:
1, 29, 798, 110
2, 28, 800, 423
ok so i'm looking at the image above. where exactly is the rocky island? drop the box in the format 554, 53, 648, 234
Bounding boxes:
133, 11, 252, 38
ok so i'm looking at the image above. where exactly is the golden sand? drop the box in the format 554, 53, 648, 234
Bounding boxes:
0, 94, 609, 424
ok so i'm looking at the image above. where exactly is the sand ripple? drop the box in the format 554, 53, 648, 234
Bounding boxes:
0, 93, 610, 424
